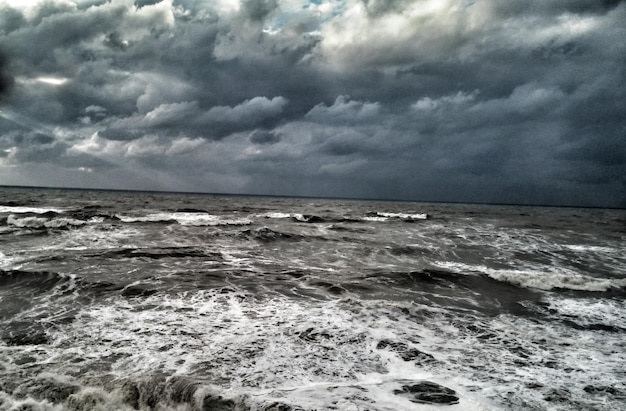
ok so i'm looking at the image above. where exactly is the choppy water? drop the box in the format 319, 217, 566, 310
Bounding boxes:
0, 187, 624, 410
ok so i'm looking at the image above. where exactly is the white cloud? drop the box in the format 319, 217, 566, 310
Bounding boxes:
69, 131, 205, 161
469, 84, 565, 116
494, 13, 601, 51
166, 137, 205, 155
412, 91, 478, 111
85, 105, 107, 114
69, 132, 122, 157
125, 135, 165, 157
197, 96, 287, 125
319, 158, 367, 175
134, 73, 196, 114
214, 0, 242, 14
314, 0, 469, 68
112, 101, 200, 129
307, 95, 381, 121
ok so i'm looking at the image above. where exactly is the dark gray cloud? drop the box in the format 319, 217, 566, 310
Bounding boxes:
249, 129, 282, 145
0, 6, 25, 35
487, 0, 624, 17
360, 0, 414, 17
0, 0, 624, 207
0, 49, 12, 101
135, 0, 162, 7
243, 0, 278, 21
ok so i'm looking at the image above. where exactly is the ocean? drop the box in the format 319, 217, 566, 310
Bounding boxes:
0, 186, 624, 410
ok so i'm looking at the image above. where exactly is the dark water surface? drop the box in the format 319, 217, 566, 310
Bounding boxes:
0, 187, 624, 410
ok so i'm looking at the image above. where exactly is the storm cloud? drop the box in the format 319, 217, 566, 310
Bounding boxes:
0, 0, 624, 207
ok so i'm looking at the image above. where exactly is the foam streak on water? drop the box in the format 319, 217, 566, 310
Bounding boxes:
0, 187, 624, 410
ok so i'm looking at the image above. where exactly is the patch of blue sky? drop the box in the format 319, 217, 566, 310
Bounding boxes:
263, 0, 345, 35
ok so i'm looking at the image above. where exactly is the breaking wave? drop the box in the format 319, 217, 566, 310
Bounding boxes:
116, 212, 252, 226
434, 261, 626, 293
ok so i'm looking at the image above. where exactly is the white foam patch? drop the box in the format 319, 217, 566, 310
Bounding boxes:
0, 391, 63, 411
38, 292, 491, 410
545, 297, 626, 330
564, 244, 618, 253
4, 288, 624, 410
403, 307, 626, 410
116, 212, 252, 226
0, 251, 16, 269
59, 224, 142, 248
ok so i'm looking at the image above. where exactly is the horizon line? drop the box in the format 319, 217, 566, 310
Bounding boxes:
0, 184, 623, 211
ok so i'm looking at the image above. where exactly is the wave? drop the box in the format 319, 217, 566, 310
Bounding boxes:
7, 214, 87, 229
376, 212, 429, 220
0, 205, 64, 214
261, 212, 326, 223
2, 205, 430, 230
292, 213, 325, 223
488, 270, 626, 293
116, 212, 252, 226
238, 227, 300, 241
434, 261, 626, 293
362, 215, 389, 222
261, 211, 429, 224
261, 212, 292, 219
0, 208, 91, 234
327, 224, 371, 233
364, 212, 429, 222
564, 244, 618, 254
365, 268, 542, 316
0, 269, 77, 340
522, 297, 626, 333
91, 246, 222, 260
0, 268, 70, 291
0, 205, 99, 231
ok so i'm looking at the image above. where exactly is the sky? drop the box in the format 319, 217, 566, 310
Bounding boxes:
0, 0, 624, 207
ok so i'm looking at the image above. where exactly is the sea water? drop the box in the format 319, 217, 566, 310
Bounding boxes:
0, 187, 624, 410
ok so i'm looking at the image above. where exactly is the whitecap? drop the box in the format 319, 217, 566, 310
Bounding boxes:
0, 206, 64, 214
543, 297, 626, 330
262, 212, 292, 219
116, 212, 252, 226
0, 251, 16, 269
7, 214, 85, 229
433, 261, 626, 292
7, 214, 49, 228
377, 212, 428, 220
44, 218, 86, 228
485, 269, 626, 292
564, 244, 618, 253
362, 216, 389, 222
